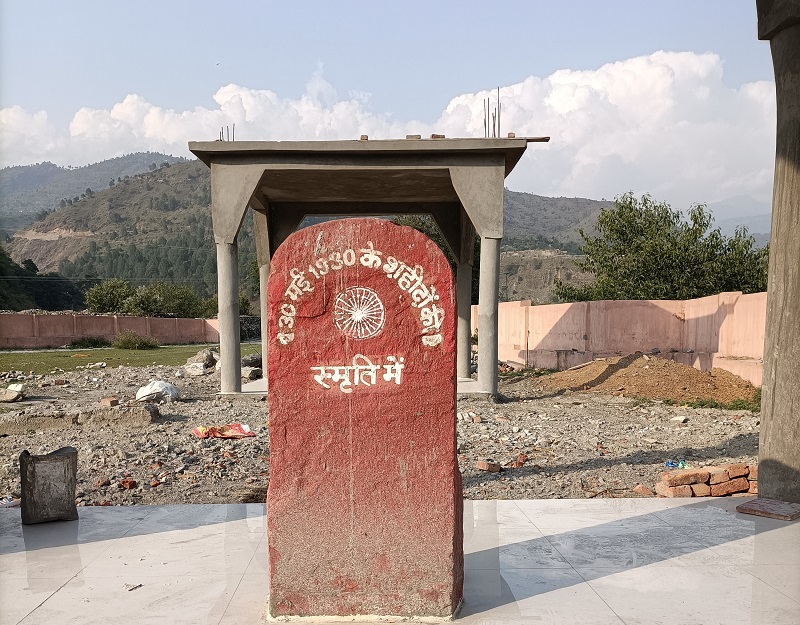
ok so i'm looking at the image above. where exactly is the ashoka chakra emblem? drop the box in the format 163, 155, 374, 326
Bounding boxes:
333, 287, 385, 339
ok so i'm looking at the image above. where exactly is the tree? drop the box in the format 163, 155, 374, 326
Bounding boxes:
554, 192, 769, 302
85, 278, 134, 313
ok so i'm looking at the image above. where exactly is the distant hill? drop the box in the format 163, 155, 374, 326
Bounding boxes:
706, 196, 771, 246
503, 191, 610, 252
0, 152, 187, 238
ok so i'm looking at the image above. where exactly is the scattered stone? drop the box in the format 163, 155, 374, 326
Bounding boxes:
671, 416, 689, 424
100, 397, 119, 407
0, 388, 23, 402
476, 461, 501, 473
119, 478, 138, 490
241, 366, 262, 381
184, 362, 209, 377
187, 348, 218, 369
95, 477, 111, 487
241, 353, 262, 368
471, 415, 482, 424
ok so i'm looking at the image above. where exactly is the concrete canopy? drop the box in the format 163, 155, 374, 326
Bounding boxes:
189, 137, 548, 395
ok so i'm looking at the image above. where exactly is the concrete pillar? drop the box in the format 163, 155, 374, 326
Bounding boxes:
478, 237, 501, 396
456, 261, 473, 379
757, 4, 800, 504
217, 241, 241, 394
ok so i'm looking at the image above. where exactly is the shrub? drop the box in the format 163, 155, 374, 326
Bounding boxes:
112, 330, 160, 350
68, 336, 111, 349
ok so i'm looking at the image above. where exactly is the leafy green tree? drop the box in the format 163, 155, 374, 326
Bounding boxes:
85, 278, 134, 313
554, 192, 769, 302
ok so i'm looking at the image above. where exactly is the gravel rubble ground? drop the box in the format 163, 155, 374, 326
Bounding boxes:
0, 353, 760, 505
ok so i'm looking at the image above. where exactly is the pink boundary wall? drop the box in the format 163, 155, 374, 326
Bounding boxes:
472, 292, 767, 386
0, 314, 220, 349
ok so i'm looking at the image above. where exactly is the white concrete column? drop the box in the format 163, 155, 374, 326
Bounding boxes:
217, 241, 241, 394
478, 237, 501, 396
259, 264, 269, 387
456, 261, 473, 379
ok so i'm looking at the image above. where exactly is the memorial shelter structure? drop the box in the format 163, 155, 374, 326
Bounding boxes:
189, 137, 547, 397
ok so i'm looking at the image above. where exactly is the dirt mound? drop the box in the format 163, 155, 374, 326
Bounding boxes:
507, 354, 757, 404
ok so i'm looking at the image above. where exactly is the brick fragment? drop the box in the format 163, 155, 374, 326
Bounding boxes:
747, 465, 758, 480
53, 379, 67, 386
748, 481, 758, 494
706, 466, 729, 485
691, 483, 711, 497
632, 484, 654, 497
100, 397, 119, 407
725, 463, 749, 478
476, 461, 501, 473
710, 477, 750, 497
661, 468, 709, 487
655, 482, 693, 498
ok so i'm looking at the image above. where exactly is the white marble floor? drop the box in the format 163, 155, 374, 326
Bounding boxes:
1, 497, 798, 624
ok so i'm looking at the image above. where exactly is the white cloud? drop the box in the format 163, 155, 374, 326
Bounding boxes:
0, 51, 776, 206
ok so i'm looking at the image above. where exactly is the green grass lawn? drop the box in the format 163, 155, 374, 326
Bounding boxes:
0, 343, 262, 376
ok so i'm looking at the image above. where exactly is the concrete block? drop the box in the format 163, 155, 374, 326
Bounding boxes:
691, 483, 712, 497
725, 463, 749, 478
660, 468, 709, 487
20, 447, 78, 524
710, 477, 750, 497
655, 482, 693, 498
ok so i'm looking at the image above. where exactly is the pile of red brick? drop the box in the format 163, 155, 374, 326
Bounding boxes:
654, 463, 757, 498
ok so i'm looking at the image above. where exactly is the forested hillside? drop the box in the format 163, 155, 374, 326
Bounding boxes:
7, 160, 257, 299
0, 152, 186, 237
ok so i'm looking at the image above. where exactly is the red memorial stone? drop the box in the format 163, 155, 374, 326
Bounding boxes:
267, 218, 463, 618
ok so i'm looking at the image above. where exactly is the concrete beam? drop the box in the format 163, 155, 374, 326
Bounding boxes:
757, 6, 800, 504
210, 163, 265, 244
449, 157, 505, 239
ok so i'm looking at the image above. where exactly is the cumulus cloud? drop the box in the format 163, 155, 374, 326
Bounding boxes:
0, 51, 776, 206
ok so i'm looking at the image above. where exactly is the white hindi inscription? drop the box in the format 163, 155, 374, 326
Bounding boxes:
310, 354, 405, 393
276, 240, 444, 348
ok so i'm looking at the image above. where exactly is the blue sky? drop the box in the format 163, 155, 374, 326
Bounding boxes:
0, 1, 776, 209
